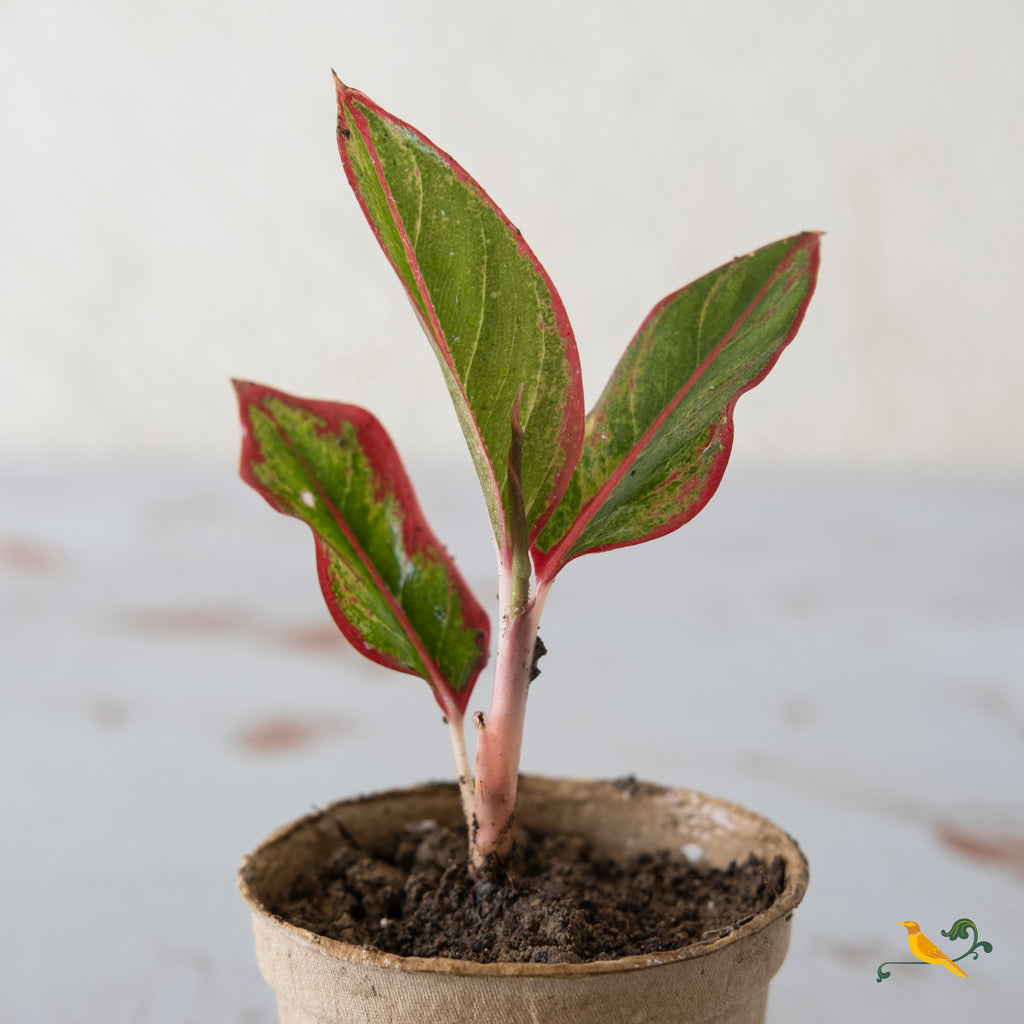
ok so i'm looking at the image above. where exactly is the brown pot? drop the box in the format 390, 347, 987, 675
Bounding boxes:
239, 776, 808, 1024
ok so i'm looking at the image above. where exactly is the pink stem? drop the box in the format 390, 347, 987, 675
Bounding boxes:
469, 572, 550, 870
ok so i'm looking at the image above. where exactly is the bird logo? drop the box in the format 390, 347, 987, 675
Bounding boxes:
875, 918, 992, 982
898, 921, 968, 976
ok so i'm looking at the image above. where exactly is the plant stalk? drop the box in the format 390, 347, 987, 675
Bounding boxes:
445, 709, 475, 828
469, 536, 541, 871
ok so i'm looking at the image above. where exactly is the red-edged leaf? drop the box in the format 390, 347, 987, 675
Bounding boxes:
234, 380, 489, 715
533, 232, 821, 582
333, 75, 584, 569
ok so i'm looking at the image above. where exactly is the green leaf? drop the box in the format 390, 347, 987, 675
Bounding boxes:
234, 381, 489, 715
533, 232, 821, 581
333, 75, 584, 567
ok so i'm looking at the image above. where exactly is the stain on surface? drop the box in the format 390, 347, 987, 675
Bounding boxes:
827, 937, 882, 968
779, 697, 817, 727
930, 590, 1013, 625
273, 622, 349, 653
91, 699, 131, 728
118, 607, 251, 635
0, 537, 65, 573
237, 715, 347, 753
960, 681, 1024, 741
114, 606, 350, 655
776, 582, 835, 618
934, 822, 1024, 879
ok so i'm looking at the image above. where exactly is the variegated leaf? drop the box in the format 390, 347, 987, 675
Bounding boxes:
235, 380, 489, 714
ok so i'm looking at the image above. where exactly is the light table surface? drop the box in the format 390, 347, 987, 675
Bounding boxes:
2, 460, 1021, 1022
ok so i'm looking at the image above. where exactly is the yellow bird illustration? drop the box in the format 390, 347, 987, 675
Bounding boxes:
899, 921, 968, 977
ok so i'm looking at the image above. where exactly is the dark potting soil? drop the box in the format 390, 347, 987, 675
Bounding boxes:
269, 816, 787, 964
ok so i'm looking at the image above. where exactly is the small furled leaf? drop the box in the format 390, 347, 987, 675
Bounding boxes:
234, 381, 489, 715
533, 232, 821, 581
333, 75, 584, 567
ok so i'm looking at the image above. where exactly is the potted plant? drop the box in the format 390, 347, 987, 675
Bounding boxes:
236, 73, 820, 1024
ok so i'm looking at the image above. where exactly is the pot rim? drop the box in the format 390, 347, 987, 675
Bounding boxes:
238, 775, 809, 978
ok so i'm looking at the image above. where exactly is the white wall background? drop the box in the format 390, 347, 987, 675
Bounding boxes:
2, 0, 1022, 471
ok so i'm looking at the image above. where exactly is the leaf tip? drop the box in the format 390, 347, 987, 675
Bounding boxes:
333, 72, 357, 141
232, 379, 269, 411
331, 68, 352, 96
797, 230, 825, 258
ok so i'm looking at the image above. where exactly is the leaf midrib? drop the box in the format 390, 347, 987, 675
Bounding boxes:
370, 110, 510, 561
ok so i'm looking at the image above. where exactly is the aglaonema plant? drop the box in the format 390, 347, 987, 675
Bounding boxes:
234, 74, 820, 874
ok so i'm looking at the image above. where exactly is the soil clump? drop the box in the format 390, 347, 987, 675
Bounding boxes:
269, 817, 786, 964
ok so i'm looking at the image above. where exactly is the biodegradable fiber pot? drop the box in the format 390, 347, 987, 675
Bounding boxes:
239, 776, 808, 1024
